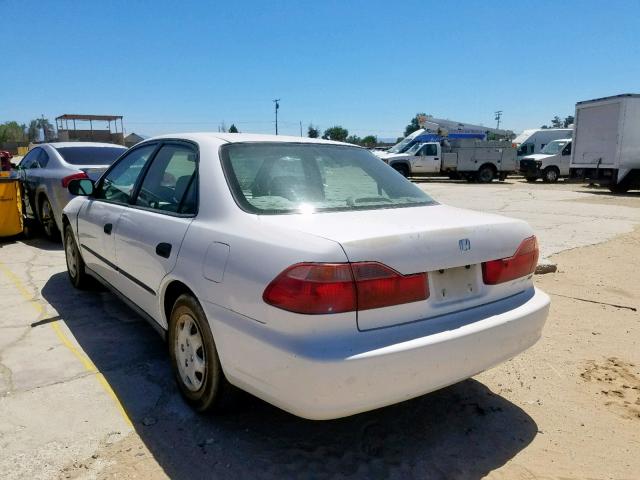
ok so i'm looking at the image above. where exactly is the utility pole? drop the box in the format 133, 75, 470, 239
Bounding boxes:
273, 99, 280, 135
494, 110, 503, 130
299, 121, 303, 137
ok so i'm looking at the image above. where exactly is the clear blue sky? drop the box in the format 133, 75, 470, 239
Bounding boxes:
2, 0, 639, 139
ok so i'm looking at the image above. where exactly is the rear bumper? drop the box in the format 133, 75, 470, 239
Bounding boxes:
207, 288, 550, 420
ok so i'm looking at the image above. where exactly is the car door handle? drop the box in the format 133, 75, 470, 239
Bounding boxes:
156, 242, 172, 259
434, 157, 439, 160
104, 223, 113, 235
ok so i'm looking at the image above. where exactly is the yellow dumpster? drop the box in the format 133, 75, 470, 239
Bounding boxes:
0, 176, 23, 238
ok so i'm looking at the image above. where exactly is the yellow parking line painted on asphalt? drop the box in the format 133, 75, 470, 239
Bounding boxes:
0, 260, 133, 427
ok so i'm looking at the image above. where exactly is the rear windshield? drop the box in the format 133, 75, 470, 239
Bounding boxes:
55, 146, 126, 166
220, 143, 435, 214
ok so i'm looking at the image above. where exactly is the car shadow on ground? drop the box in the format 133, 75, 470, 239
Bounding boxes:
0, 232, 63, 251
575, 189, 640, 197
41, 272, 538, 480
410, 178, 516, 186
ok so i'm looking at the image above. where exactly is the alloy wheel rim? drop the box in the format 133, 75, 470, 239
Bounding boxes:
65, 234, 77, 278
42, 201, 53, 235
175, 313, 206, 392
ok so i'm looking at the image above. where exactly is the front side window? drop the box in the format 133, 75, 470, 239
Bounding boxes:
19, 149, 40, 169
423, 144, 438, 156
221, 143, 435, 215
541, 140, 568, 155
135, 144, 197, 214
95, 144, 156, 204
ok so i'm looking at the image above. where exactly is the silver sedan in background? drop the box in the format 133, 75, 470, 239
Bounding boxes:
19, 142, 126, 240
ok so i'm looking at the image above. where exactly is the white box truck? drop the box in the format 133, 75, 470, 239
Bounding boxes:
570, 94, 640, 193
514, 128, 573, 159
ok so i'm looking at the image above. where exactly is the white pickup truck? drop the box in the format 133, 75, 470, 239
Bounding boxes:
376, 138, 517, 183
518, 138, 572, 182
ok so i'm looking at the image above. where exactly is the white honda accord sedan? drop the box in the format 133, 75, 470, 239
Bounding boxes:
62, 133, 550, 420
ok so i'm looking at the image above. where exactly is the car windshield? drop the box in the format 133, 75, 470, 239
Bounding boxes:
221, 143, 436, 214
406, 142, 426, 155
55, 146, 126, 165
387, 130, 424, 153
540, 140, 568, 155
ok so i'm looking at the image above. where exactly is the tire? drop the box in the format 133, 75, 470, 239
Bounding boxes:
525, 176, 538, 183
64, 225, 90, 289
392, 164, 409, 178
39, 196, 61, 241
169, 294, 235, 412
477, 165, 495, 183
609, 182, 630, 194
542, 167, 560, 183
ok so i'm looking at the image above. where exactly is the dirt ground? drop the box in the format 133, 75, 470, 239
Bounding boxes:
54, 227, 640, 479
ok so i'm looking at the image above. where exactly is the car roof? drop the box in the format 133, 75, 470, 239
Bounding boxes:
143, 132, 358, 148
44, 142, 127, 149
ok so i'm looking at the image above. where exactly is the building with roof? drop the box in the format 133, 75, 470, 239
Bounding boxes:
55, 114, 125, 145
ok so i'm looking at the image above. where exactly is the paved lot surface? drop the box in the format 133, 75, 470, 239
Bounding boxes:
416, 179, 640, 260
0, 179, 638, 479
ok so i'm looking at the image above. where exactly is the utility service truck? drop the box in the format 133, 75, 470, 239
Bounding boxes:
377, 136, 517, 182
570, 94, 640, 193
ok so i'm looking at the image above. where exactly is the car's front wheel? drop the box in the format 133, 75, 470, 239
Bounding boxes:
169, 294, 234, 412
64, 225, 90, 289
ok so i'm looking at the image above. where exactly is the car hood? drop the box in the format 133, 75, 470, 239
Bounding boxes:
521, 154, 554, 162
258, 204, 533, 274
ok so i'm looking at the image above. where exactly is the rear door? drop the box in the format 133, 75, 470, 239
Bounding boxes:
77, 144, 158, 286
112, 141, 198, 321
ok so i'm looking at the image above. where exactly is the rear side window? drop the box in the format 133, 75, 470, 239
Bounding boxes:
36, 149, 50, 168
95, 145, 156, 204
221, 143, 435, 214
55, 146, 126, 166
135, 144, 197, 214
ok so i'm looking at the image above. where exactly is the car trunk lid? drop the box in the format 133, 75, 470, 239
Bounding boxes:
260, 204, 535, 330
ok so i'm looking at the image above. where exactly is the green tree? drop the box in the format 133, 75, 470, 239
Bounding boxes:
404, 113, 426, 137
551, 116, 563, 128
322, 126, 349, 142
361, 135, 378, 148
228, 124, 239, 133
0, 121, 27, 143
346, 135, 362, 145
563, 115, 574, 128
27, 118, 55, 142
307, 125, 319, 138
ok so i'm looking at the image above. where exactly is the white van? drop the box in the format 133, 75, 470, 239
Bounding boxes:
519, 138, 572, 182
514, 128, 573, 159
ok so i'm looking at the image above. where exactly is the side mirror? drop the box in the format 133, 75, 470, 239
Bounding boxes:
68, 178, 95, 196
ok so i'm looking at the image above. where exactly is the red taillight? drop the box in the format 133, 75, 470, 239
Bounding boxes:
482, 236, 539, 285
352, 262, 428, 310
62, 171, 89, 188
263, 262, 429, 315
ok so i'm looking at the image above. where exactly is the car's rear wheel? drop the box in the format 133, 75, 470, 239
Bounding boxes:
169, 294, 235, 412
477, 165, 495, 183
64, 225, 90, 289
39, 196, 60, 241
